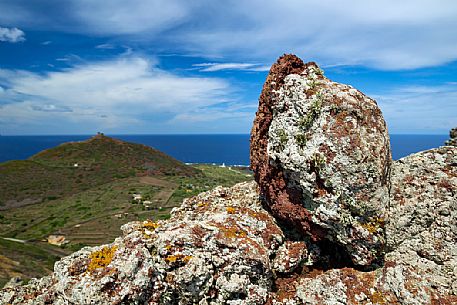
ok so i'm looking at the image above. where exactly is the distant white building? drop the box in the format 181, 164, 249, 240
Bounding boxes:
73, 163, 79, 167
132, 194, 142, 201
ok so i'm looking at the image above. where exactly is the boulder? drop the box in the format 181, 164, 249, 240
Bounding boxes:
3, 277, 23, 289
445, 127, 457, 146
250, 54, 391, 266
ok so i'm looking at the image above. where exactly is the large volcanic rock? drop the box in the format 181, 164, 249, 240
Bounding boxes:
250, 54, 391, 266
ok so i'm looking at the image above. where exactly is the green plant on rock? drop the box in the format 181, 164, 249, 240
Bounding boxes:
313, 67, 324, 76
329, 103, 340, 115
295, 133, 307, 149
298, 96, 322, 131
310, 153, 326, 172
315, 91, 324, 101
307, 78, 318, 90
275, 129, 288, 151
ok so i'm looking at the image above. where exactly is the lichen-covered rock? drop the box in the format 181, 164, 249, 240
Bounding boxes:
272, 241, 308, 274
387, 147, 457, 296
0, 182, 287, 305
269, 146, 457, 305
250, 54, 391, 266
445, 127, 457, 146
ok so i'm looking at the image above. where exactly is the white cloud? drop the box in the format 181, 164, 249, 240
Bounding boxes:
72, 0, 192, 35
0, 0, 194, 35
1, 1, 457, 69
0, 26, 25, 42
31, 104, 73, 112
0, 56, 233, 134
193, 63, 270, 72
178, 0, 457, 70
373, 84, 457, 134
95, 43, 115, 49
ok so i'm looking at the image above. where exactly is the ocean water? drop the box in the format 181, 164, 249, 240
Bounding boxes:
0, 134, 449, 165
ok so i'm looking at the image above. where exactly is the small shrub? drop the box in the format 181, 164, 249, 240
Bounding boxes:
275, 129, 288, 151
298, 95, 322, 131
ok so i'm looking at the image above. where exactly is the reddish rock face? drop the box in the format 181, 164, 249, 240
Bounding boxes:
250, 54, 323, 239
250, 54, 392, 266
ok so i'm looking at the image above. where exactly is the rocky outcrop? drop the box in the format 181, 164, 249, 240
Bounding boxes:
1, 55, 456, 304
250, 54, 391, 266
445, 127, 457, 146
2, 277, 23, 289
1, 182, 284, 304
2, 154, 456, 304
272, 146, 457, 304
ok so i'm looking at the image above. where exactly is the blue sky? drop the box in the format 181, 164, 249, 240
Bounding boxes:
0, 0, 456, 135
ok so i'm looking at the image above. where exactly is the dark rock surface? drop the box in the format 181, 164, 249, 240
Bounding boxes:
445, 127, 457, 146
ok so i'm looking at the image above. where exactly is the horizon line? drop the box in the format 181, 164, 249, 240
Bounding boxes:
0, 133, 450, 137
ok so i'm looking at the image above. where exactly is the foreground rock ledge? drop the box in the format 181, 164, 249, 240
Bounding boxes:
250, 54, 391, 266
1, 147, 456, 304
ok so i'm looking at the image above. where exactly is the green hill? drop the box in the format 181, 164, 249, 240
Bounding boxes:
0, 134, 199, 209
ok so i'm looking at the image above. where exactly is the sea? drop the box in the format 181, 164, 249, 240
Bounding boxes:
0, 134, 449, 165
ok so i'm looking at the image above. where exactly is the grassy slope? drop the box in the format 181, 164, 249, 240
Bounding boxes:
0, 134, 199, 207
0, 136, 252, 286
0, 239, 60, 288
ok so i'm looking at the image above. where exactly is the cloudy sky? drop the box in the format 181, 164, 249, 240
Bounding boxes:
0, 0, 456, 135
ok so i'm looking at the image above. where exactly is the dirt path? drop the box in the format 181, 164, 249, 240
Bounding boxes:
138, 176, 177, 188
2, 237, 26, 244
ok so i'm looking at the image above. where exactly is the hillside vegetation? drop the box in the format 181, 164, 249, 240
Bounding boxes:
0, 134, 199, 209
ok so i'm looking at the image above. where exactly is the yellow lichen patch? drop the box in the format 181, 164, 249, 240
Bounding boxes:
164, 244, 172, 251
196, 201, 207, 207
220, 226, 247, 239
226, 206, 236, 214
164, 254, 192, 264
87, 245, 118, 273
143, 219, 160, 231
361, 217, 385, 234
370, 290, 387, 304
